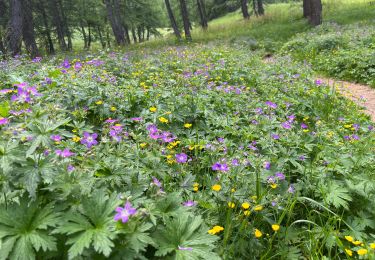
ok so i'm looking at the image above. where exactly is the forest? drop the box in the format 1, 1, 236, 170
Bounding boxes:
0, 0, 374, 259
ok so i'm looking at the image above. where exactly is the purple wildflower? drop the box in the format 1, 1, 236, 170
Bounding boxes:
315, 79, 323, 85
255, 108, 263, 114
0, 117, 9, 125
131, 117, 142, 121
275, 172, 285, 180
176, 153, 188, 163
263, 161, 271, 170
300, 123, 308, 129
61, 59, 70, 69
55, 148, 75, 158
74, 62, 82, 71
265, 101, 277, 109
114, 201, 137, 223
281, 121, 292, 129
50, 135, 62, 142
80, 132, 98, 148
287, 185, 295, 194
152, 177, 162, 187
217, 137, 224, 143
231, 159, 239, 166
67, 165, 75, 172
183, 200, 197, 207
212, 162, 229, 172
271, 134, 280, 140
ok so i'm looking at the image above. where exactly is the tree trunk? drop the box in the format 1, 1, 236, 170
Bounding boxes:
124, 25, 131, 44
105, 0, 126, 45
179, 0, 192, 41
88, 23, 92, 48
21, 0, 39, 57
58, 0, 72, 50
38, 0, 54, 54
6, 0, 23, 56
257, 0, 264, 16
304, 0, 322, 26
309, 0, 322, 26
137, 26, 142, 43
253, 0, 258, 16
97, 25, 106, 48
197, 0, 208, 30
80, 21, 88, 49
50, 0, 67, 51
240, 0, 250, 19
164, 0, 181, 40
131, 27, 137, 43
146, 27, 150, 41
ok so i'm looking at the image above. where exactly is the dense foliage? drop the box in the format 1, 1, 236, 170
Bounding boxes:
281, 22, 375, 87
0, 43, 374, 259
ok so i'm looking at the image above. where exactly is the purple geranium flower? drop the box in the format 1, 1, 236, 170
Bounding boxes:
281, 121, 292, 129
176, 153, 188, 163
114, 201, 137, 223
231, 159, 239, 166
271, 134, 280, 140
74, 62, 82, 71
0, 117, 9, 125
263, 161, 271, 170
287, 184, 295, 194
152, 177, 162, 187
61, 59, 70, 69
81, 132, 98, 148
301, 123, 308, 129
212, 162, 229, 172
275, 172, 285, 180
265, 101, 277, 109
67, 165, 75, 172
55, 148, 75, 158
183, 200, 197, 207
50, 135, 62, 142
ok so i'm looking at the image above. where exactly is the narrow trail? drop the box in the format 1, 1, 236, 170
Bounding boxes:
317, 77, 375, 121
263, 56, 375, 121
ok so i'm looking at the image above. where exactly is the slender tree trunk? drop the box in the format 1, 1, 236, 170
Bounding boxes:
131, 27, 137, 43
106, 26, 111, 47
105, 0, 126, 45
88, 23, 92, 48
257, 0, 264, 16
146, 27, 150, 41
164, 0, 181, 40
137, 26, 142, 43
58, 0, 72, 50
0, 0, 6, 56
252, 0, 258, 16
97, 25, 106, 48
6, 0, 23, 56
309, 0, 322, 26
303, 0, 311, 18
50, 0, 67, 51
22, 0, 39, 57
38, 0, 54, 54
197, 0, 208, 30
179, 0, 192, 41
124, 25, 131, 44
240, 0, 250, 19
80, 21, 88, 49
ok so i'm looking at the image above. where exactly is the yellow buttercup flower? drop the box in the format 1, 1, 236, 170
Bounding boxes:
242, 202, 250, 209
110, 106, 117, 111
140, 143, 147, 148
96, 100, 103, 105
72, 136, 81, 142
357, 248, 368, 255
228, 202, 235, 208
345, 249, 353, 256
184, 123, 192, 128
212, 184, 221, 191
254, 205, 263, 211
159, 117, 169, 123
270, 183, 278, 189
193, 187, 198, 192
254, 229, 263, 238
231, 188, 236, 193
370, 243, 375, 249
208, 226, 224, 235
344, 236, 354, 242
149, 107, 157, 112
244, 210, 250, 216
352, 240, 362, 246
272, 224, 280, 232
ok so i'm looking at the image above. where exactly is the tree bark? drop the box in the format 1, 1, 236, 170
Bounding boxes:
58, 0, 72, 50
309, 0, 322, 26
80, 21, 88, 49
240, 0, 250, 19
21, 0, 39, 57
50, 0, 67, 51
303, 0, 311, 18
179, 0, 192, 41
197, 0, 208, 30
105, 0, 126, 45
6, 0, 23, 56
164, 0, 181, 40
257, 0, 264, 16
37, 0, 54, 54
97, 25, 106, 48
131, 27, 137, 43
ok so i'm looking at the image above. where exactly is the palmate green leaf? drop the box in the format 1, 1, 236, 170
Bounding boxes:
55, 191, 119, 259
153, 214, 220, 260
325, 182, 352, 209
0, 198, 59, 260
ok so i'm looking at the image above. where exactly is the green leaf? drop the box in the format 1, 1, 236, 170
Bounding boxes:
325, 182, 352, 209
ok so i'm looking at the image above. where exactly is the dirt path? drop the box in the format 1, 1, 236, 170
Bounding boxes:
263, 57, 375, 121
318, 77, 375, 121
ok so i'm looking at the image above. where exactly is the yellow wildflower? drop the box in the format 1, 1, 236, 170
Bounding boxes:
72, 136, 81, 142
96, 100, 103, 105
193, 187, 198, 192
72, 129, 78, 133
272, 224, 280, 232
345, 236, 354, 242
166, 111, 171, 115
254, 205, 263, 211
370, 243, 375, 249
231, 188, 236, 193
212, 184, 221, 191
357, 248, 368, 255
184, 123, 192, 128
140, 143, 147, 148
344, 124, 352, 129
159, 117, 169, 123
208, 226, 224, 235
242, 202, 250, 209
110, 106, 117, 111
254, 229, 263, 238
251, 196, 257, 202
352, 240, 362, 246
244, 210, 250, 216
149, 107, 157, 112
228, 202, 235, 208
345, 249, 353, 256
270, 183, 278, 189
